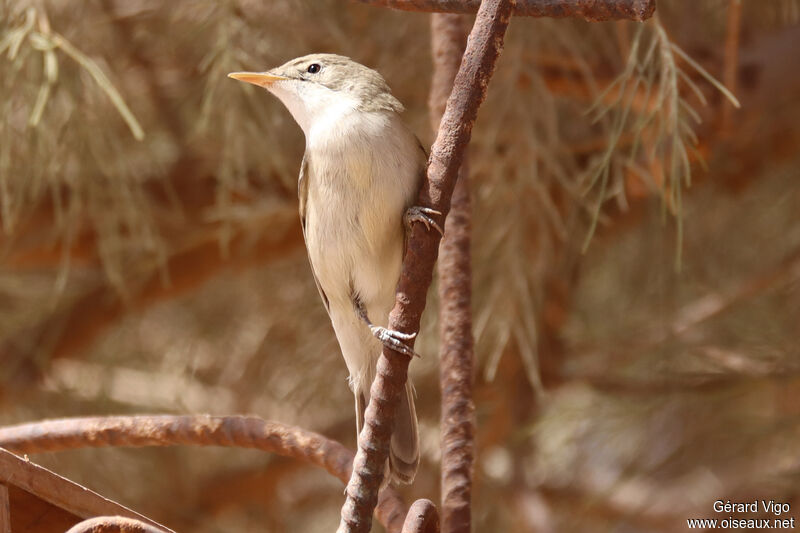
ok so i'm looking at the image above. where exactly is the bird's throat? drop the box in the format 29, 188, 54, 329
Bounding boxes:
267, 80, 360, 143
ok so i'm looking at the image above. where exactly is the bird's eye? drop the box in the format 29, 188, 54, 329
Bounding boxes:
307, 63, 321, 74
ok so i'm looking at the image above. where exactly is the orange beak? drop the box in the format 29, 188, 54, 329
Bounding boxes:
227, 72, 288, 88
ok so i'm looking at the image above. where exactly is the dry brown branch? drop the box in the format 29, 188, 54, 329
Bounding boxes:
569, 372, 800, 396
0, 485, 9, 533
537, 486, 683, 529
2, 158, 305, 385
401, 499, 440, 533
65, 516, 168, 533
97, 0, 184, 141
721, 0, 742, 132
353, 0, 655, 21
337, 1, 514, 532
49, 216, 301, 359
0, 415, 406, 533
667, 246, 800, 340
2, 207, 303, 379
430, 13, 475, 533
542, 74, 661, 114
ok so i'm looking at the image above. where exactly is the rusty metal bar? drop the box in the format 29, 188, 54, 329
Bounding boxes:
353, 0, 655, 21
0, 447, 172, 532
64, 516, 168, 533
0, 416, 405, 533
336, 1, 515, 532
401, 499, 440, 533
430, 13, 475, 533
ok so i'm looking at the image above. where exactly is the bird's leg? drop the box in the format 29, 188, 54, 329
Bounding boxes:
354, 298, 419, 358
404, 206, 444, 236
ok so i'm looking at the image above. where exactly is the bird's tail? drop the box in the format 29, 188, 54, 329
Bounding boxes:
355, 380, 419, 485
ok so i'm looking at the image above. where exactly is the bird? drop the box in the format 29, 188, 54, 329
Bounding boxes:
228, 54, 441, 485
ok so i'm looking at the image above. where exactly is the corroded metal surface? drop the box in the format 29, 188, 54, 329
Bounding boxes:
430, 13, 475, 533
337, 1, 515, 532
401, 499, 440, 533
354, 0, 656, 22
65, 516, 168, 533
0, 415, 405, 532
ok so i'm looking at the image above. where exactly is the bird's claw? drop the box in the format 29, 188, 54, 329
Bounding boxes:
369, 326, 420, 358
404, 206, 444, 236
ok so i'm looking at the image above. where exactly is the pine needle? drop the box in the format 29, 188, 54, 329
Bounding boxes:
50, 32, 145, 140
671, 42, 741, 109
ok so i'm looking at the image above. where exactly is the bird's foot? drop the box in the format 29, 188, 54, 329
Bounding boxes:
369, 326, 419, 358
404, 206, 443, 236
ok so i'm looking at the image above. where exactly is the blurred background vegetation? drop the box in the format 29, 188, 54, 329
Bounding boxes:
2, 0, 799, 531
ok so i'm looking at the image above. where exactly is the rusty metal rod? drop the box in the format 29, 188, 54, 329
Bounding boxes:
0, 415, 405, 533
430, 13, 475, 533
401, 499, 440, 533
337, 1, 515, 532
352, 0, 655, 21
64, 516, 168, 533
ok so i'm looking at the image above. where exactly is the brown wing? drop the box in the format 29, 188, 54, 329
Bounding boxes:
298, 154, 330, 314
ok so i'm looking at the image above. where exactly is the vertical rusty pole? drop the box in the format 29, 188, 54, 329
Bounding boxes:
429, 13, 475, 533
337, 1, 515, 531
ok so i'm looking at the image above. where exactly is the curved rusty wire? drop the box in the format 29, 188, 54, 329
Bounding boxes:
65, 516, 168, 533
0, 415, 405, 533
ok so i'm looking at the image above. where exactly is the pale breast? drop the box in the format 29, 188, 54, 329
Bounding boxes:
303, 111, 423, 307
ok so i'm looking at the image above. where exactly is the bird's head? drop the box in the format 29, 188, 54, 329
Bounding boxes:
228, 53, 403, 137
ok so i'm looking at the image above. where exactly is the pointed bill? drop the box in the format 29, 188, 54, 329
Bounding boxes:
227, 72, 288, 88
